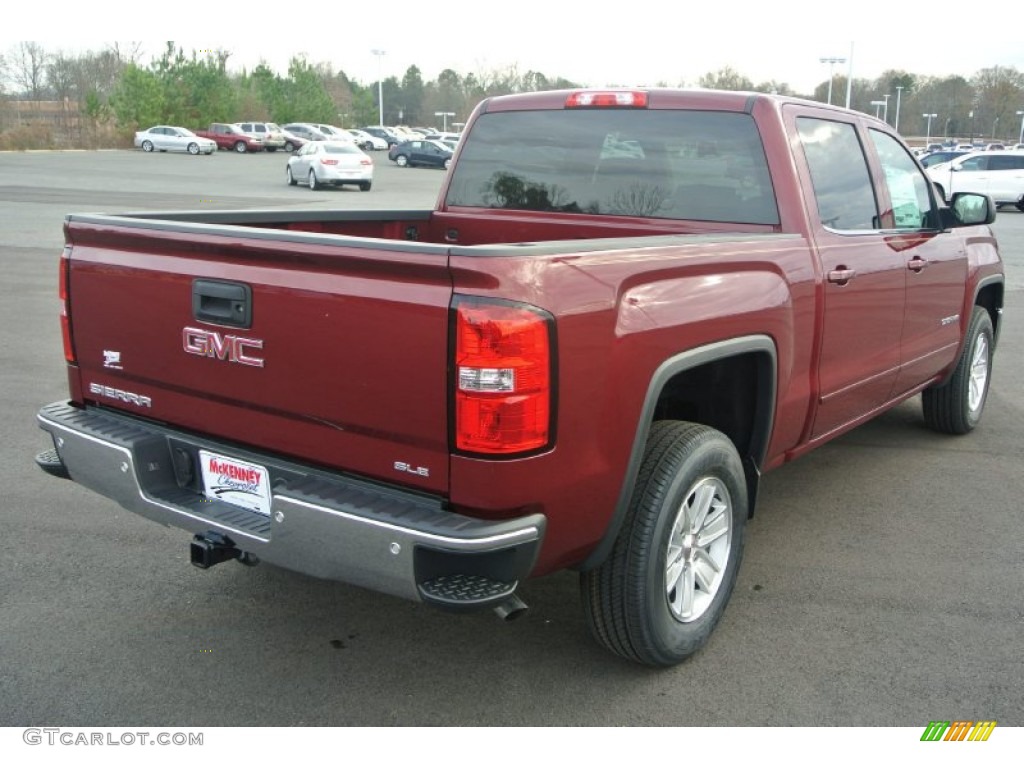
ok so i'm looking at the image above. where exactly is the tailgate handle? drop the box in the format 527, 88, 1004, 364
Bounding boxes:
192, 280, 252, 328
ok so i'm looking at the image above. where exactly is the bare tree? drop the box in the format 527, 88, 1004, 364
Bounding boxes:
8, 42, 50, 100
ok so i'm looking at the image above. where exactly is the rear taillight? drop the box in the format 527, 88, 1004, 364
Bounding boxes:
453, 299, 554, 455
59, 247, 75, 364
320, 158, 338, 165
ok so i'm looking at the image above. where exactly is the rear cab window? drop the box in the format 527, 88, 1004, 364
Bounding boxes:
445, 109, 779, 224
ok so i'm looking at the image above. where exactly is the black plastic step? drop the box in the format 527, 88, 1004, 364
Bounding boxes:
418, 574, 517, 608
35, 448, 70, 479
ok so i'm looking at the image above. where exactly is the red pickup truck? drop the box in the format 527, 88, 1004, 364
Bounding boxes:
194, 123, 263, 153
35, 89, 1004, 666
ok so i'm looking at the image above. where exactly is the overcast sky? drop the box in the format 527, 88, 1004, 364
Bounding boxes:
6, 3, 1024, 96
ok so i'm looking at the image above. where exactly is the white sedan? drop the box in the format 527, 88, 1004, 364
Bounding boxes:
134, 126, 216, 155
347, 129, 389, 151
286, 141, 374, 191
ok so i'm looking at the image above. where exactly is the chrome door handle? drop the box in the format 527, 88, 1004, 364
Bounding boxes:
827, 268, 856, 285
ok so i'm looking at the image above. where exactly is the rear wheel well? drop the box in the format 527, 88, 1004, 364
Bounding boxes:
580, 340, 776, 573
650, 353, 770, 474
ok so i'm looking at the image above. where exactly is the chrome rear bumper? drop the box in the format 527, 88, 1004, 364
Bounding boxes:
36, 402, 545, 609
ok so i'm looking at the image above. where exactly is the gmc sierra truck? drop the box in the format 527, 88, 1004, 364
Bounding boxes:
35, 89, 1004, 666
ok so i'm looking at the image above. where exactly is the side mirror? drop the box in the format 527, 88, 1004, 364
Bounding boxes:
946, 192, 996, 226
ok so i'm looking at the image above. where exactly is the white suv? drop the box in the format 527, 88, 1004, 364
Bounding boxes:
235, 122, 286, 152
927, 150, 1024, 211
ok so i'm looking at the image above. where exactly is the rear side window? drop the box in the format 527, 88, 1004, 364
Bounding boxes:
797, 118, 878, 230
446, 109, 778, 224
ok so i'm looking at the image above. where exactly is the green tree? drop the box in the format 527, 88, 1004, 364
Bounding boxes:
109, 63, 163, 128
401, 65, 424, 125
276, 57, 335, 124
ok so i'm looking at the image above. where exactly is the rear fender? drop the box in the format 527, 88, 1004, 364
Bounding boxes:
579, 335, 776, 571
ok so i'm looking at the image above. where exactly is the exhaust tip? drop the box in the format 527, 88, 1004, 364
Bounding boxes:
493, 594, 528, 622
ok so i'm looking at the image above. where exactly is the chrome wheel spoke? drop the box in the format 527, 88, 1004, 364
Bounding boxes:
669, 563, 695, 619
665, 547, 685, 589
688, 484, 716, 533
697, 510, 729, 547
692, 549, 721, 592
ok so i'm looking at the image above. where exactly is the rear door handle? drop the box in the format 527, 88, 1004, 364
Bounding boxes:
827, 268, 856, 285
907, 256, 929, 273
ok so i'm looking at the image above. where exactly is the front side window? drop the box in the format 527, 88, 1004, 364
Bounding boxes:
445, 108, 778, 224
797, 117, 878, 230
870, 129, 934, 229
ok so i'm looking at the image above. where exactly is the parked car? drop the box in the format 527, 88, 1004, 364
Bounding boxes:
360, 126, 402, 148
919, 150, 971, 168
194, 123, 264, 153
281, 124, 331, 143
278, 130, 306, 153
926, 149, 1024, 210
388, 139, 453, 169
309, 125, 356, 144
235, 122, 287, 152
347, 129, 388, 151
286, 140, 374, 191
984, 143, 1006, 151
133, 126, 216, 155
423, 132, 461, 144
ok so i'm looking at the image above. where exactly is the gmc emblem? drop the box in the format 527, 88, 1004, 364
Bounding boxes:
183, 327, 264, 367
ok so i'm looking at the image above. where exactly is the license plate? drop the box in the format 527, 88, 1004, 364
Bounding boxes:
199, 450, 272, 517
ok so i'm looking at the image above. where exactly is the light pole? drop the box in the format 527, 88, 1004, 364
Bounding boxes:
434, 111, 456, 132
883, 94, 890, 124
923, 113, 937, 146
969, 110, 975, 143
870, 100, 887, 119
894, 86, 903, 132
992, 116, 999, 141
1017, 110, 1024, 144
819, 56, 846, 105
371, 49, 386, 126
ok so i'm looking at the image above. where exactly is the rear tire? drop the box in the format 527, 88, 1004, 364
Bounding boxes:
922, 306, 994, 434
141, 140, 154, 153
581, 421, 747, 667
309, 169, 319, 191
359, 181, 372, 191
286, 167, 296, 186
395, 154, 408, 167
234, 141, 247, 153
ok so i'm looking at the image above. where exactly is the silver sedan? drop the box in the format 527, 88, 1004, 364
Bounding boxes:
133, 126, 216, 155
286, 141, 374, 191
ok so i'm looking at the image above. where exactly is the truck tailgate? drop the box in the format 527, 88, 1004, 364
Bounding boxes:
64, 218, 453, 495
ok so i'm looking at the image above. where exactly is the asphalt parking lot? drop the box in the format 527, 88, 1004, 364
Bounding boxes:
1, 148, 1022, 727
